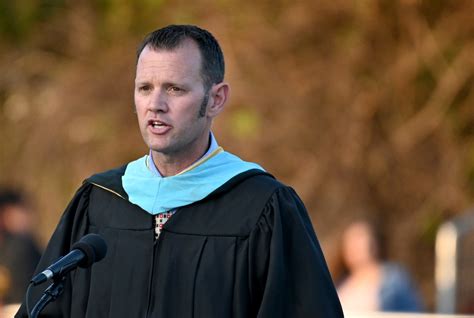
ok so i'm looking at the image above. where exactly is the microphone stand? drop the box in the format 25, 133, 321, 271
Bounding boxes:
30, 276, 66, 318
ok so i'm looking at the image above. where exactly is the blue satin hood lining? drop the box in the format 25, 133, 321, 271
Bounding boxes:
122, 151, 264, 215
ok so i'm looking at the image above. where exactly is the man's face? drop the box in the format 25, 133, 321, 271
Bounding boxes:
135, 40, 211, 164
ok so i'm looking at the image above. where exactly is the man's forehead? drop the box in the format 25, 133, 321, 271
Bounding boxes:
135, 41, 204, 82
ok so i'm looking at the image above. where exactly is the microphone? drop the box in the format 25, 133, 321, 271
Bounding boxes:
31, 233, 107, 286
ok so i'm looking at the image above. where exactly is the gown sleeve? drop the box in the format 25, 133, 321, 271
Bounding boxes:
249, 186, 344, 318
15, 183, 92, 318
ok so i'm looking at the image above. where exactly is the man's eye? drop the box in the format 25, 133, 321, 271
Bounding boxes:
138, 85, 152, 92
168, 86, 183, 93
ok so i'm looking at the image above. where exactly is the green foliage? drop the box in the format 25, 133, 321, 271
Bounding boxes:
468, 145, 474, 196
229, 108, 259, 139
0, 0, 166, 45
0, 0, 65, 43
94, 0, 166, 39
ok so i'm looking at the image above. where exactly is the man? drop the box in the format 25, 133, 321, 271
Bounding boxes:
17, 25, 343, 317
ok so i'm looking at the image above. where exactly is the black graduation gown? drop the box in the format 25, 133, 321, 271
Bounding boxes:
16, 167, 343, 317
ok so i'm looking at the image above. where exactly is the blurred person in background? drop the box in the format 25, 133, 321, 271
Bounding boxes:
0, 265, 19, 318
333, 219, 424, 313
0, 188, 42, 306
0, 265, 11, 308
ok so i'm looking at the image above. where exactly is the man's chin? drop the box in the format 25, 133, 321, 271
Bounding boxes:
147, 138, 171, 153
149, 146, 168, 154
149, 144, 178, 156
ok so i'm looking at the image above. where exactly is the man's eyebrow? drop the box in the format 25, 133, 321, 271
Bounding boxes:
134, 80, 189, 88
162, 81, 186, 87
134, 77, 149, 83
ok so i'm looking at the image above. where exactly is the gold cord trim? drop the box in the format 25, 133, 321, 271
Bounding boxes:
90, 182, 126, 200
145, 147, 225, 176
176, 147, 224, 176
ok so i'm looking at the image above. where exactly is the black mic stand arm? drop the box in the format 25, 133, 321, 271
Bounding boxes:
29, 276, 66, 318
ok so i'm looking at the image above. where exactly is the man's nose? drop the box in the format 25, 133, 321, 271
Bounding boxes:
149, 90, 168, 112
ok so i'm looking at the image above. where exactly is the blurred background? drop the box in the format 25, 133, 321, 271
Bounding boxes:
1, 0, 473, 315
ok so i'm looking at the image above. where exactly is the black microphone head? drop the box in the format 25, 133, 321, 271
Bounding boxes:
71, 234, 108, 268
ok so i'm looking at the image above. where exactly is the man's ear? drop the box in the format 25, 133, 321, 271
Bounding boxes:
207, 82, 230, 118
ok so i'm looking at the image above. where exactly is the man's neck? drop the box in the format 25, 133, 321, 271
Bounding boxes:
150, 132, 217, 177
153, 153, 204, 177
